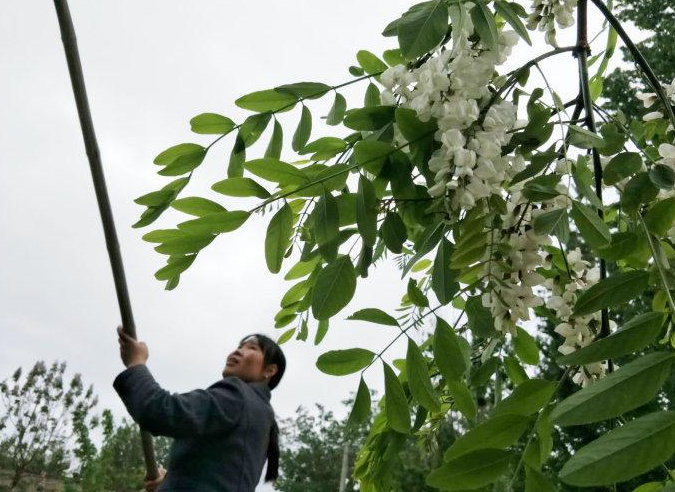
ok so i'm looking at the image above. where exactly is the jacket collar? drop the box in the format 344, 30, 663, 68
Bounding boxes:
248, 380, 272, 402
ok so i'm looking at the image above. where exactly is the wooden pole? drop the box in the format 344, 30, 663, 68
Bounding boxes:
338, 441, 349, 492
52, 0, 158, 480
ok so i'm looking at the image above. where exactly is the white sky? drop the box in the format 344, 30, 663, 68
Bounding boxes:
0, 1, 628, 489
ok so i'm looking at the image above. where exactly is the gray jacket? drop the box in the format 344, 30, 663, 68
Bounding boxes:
113, 364, 274, 491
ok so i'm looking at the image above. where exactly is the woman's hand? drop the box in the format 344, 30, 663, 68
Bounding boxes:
144, 466, 166, 492
117, 325, 149, 368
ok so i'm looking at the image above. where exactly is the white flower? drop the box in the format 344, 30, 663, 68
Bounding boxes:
636, 91, 658, 108
644, 111, 664, 121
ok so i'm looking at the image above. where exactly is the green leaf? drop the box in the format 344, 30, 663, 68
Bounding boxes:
352, 140, 394, 175
650, 164, 675, 190
533, 208, 569, 243
154, 143, 207, 176
603, 152, 642, 185
177, 210, 250, 236
383, 361, 410, 433
347, 376, 372, 427
573, 270, 650, 316
134, 189, 176, 207
596, 232, 640, 260
491, 379, 555, 416
364, 82, 381, 107
407, 278, 429, 307
356, 50, 388, 77
154, 143, 205, 166
313, 190, 339, 247
347, 308, 399, 327
292, 105, 312, 152
264, 119, 283, 159
170, 197, 225, 217
189, 113, 235, 135
154, 235, 216, 255
570, 200, 611, 248
275, 82, 331, 100
142, 229, 186, 243
316, 348, 374, 376
622, 172, 659, 212
433, 316, 468, 382
239, 112, 272, 147
406, 338, 441, 412
513, 327, 539, 365
380, 211, 407, 254
234, 88, 296, 113
356, 175, 378, 246
444, 414, 531, 460
525, 467, 557, 492
402, 222, 444, 278
383, 48, 405, 66
432, 238, 459, 305
504, 356, 529, 386
645, 198, 675, 236
295, 163, 349, 197
155, 255, 197, 281
470, 2, 499, 54
397, 0, 448, 60
300, 136, 348, 160
522, 174, 561, 202
228, 135, 246, 178
447, 380, 476, 419
343, 106, 396, 131
314, 319, 329, 345
558, 312, 664, 366
284, 256, 320, 281
426, 449, 514, 491
494, 1, 531, 45
265, 203, 293, 274
326, 93, 347, 125
212, 177, 271, 199
465, 296, 495, 337
568, 124, 606, 149
311, 256, 357, 319
450, 226, 487, 269
551, 352, 675, 426
244, 158, 308, 185
560, 411, 675, 486
277, 328, 296, 345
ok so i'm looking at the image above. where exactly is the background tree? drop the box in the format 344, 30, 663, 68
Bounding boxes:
0, 362, 93, 490
603, 0, 675, 119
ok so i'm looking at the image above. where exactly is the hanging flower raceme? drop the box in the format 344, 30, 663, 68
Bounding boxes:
527, 0, 578, 46
543, 248, 614, 386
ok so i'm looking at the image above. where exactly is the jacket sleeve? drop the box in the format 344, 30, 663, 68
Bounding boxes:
112, 364, 246, 438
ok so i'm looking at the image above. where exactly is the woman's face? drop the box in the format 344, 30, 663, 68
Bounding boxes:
222, 336, 277, 383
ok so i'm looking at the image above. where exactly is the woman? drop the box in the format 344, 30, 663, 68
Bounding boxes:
114, 326, 286, 492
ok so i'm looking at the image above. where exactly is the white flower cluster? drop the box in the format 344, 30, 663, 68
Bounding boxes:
381, 9, 558, 334
637, 77, 675, 122
381, 9, 521, 212
543, 248, 612, 386
526, 0, 578, 46
481, 226, 549, 336
479, 181, 569, 335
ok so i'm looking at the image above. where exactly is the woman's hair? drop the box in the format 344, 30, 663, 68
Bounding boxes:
238, 333, 285, 482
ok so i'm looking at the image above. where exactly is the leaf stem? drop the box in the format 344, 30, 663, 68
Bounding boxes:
576, 0, 612, 349
507, 367, 572, 491
638, 214, 675, 340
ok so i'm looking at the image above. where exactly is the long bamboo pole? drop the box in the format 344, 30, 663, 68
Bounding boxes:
52, 0, 158, 479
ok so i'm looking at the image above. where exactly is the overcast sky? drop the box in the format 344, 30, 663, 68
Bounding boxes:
1, 1, 623, 489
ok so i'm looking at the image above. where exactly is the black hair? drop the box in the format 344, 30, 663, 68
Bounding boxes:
238, 333, 285, 482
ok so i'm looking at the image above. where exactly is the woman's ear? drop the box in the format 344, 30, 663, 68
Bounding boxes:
263, 363, 278, 380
